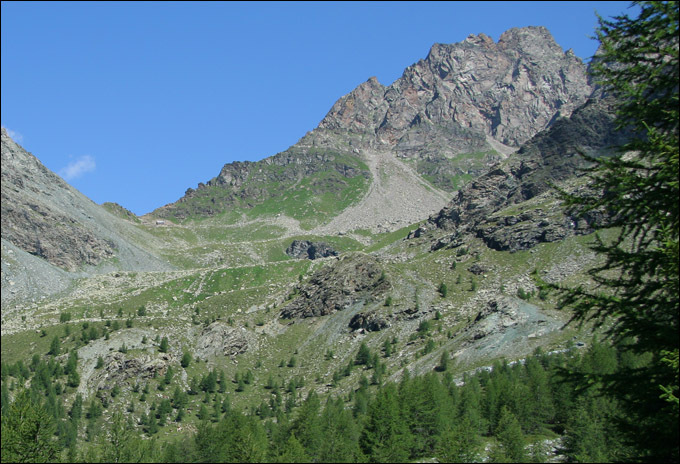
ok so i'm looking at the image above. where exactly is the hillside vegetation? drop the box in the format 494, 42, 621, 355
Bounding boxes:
1, 5, 678, 462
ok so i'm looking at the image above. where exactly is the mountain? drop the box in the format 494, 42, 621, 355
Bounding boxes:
0, 26, 627, 462
1, 127, 171, 305
413, 92, 629, 252
152, 26, 592, 235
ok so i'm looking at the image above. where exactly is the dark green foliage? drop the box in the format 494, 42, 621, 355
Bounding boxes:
438, 282, 448, 297
436, 412, 482, 463
195, 409, 269, 463
180, 351, 192, 368
0, 340, 655, 463
436, 350, 450, 372
549, 2, 679, 460
361, 383, 411, 462
218, 370, 227, 393
86, 398, 102, 420
276, 433, 312, 463
417, 319, 432, 337
382, 338, 392, 358
491, 406, 527, 463
423, 338, 436, 355
516, 287, 533, 300
48, 336, 60, 357
1, 389, 58, 463
67, 369, 80, 388
85, 412, 156, 462
317, 398, 364, 462
355, 342, 371, 366
201, 370, 217, 393
159, 336, 169, 353
69, 394, 82, 422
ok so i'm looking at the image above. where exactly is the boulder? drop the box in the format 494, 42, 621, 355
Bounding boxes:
285, 240, 338, 260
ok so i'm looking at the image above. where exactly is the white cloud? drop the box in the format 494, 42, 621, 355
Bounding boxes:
1, 126, 24, 143
59, 155, 96, 181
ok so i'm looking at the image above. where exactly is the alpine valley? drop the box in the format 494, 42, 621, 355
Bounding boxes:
0, 26, 640, 462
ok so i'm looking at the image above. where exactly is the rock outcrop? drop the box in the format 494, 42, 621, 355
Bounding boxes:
413, 92, 629, 252
349, 310, 390, 332
1, 128, 115, 271
285, 240, 338, 260
280, 254, 390, 318
195, 322, 249, 359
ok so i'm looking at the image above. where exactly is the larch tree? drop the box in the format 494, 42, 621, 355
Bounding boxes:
550, 1, 678, 460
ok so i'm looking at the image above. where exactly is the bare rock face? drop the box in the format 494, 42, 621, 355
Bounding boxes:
416, 93, 628, 252
195, 322, 249, 359
86, 352, 173, 395
280, 254, 390, 318
319, 27, 591, 150
285, 240, 338, 260
1, 128, 115, 271
1, 128, 169, 305
349, 310, 390, 332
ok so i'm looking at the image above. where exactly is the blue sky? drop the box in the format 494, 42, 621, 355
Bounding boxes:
1, 1, 637, 215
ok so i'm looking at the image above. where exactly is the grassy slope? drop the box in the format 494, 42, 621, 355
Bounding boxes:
1, 215, 604, 434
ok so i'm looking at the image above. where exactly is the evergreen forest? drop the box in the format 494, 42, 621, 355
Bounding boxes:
1, 1, 678, 462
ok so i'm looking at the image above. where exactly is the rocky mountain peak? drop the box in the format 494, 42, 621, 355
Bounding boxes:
317, 26, 592, 150
156, 26, 594, 232
497, 26, 563, 55
318, 76, 387, 134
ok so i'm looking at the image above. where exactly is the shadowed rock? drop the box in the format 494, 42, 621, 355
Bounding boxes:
285, 240, 338, 260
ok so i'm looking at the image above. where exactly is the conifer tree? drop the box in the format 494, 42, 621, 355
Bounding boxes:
436, 412, 482, 463
159, 336, 169, 353
436, 350, 450, 372
361, 383, 411, 462
289, 391, 323, 459
48, 336, 60, 357
551, 2, 678, 460
355, 342, 371, 366
491, 406, 527, 463
1, 389, 58, 463
180, 350, 192, 368
276, 433, 312, 463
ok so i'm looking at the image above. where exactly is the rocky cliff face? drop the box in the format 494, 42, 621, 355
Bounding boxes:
1, 128, 115, 271
320, 27, 590, 147
414, 92, 630, 252
155, 27, 593, 229
280, 254, 389, 319
285, 240, 338, 260
1, 128, 170, 303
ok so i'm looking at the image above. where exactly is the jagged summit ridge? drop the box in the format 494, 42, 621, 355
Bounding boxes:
319, 26, 591, 149
154, 26, 592, 233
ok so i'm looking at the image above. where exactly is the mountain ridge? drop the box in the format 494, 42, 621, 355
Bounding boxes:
151, 26, 592, 234
1, 127, 173, 305
0, 25, 624, 459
